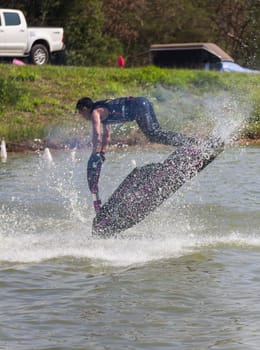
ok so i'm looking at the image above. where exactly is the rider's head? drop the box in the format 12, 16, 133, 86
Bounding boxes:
76, 97, 94, 112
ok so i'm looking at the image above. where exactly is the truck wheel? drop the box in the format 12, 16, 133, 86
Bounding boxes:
30, 44, 49, 65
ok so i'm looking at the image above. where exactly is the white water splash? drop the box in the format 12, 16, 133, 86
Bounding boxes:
0, 89, 257, 266
203, 91, 250, 142
154, 86, 251, 143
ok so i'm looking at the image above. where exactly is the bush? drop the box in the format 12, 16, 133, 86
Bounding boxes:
0, 64, 259, 144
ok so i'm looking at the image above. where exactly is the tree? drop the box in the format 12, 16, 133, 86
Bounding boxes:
115, 0, 212, 66
0, 0, 258, 67
102, 0, 146, 63
64, 0, 122, 66
202, 0, 260, 67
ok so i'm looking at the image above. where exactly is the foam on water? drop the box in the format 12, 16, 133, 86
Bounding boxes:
1, 199, 259, 266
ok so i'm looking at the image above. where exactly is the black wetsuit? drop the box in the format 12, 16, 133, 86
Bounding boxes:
92, 97, 196, 146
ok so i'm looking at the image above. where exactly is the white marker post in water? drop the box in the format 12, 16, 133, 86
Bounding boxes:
42, 147, 53, 163
0, 139, 7, 162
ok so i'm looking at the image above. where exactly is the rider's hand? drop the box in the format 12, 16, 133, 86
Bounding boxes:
97, 151, 106, 162
88, 152, 105, 173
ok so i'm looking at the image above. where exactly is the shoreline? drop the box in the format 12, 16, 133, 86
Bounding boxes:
3, 137, 260, 155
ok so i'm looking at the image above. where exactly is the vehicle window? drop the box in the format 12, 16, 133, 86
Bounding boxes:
4, 12, 21, 26
209, 62, 222, 71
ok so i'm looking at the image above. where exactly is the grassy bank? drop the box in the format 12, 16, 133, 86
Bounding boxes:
0, 64, 259, 150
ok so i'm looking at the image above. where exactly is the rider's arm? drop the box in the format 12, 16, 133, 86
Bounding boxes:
101, 124, 111, 154
91, 109, 111, 154
91, 109, 102, 154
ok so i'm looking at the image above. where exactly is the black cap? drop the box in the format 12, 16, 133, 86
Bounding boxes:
76, 97, 93, 111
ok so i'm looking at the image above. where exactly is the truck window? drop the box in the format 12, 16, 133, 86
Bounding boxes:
4, 12, 21, 26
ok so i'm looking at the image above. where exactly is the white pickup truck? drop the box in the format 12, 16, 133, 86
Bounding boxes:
0, 9, 65, 65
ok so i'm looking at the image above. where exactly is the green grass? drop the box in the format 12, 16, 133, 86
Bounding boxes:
0, 64, 259, 145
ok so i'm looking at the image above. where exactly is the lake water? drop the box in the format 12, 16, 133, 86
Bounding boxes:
0, 145, 259, 350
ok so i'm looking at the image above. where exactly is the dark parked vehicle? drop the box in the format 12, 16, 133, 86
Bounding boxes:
150, 43, 259, 73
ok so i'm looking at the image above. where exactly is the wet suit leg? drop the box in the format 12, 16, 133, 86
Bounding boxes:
132, 97, 197, 146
